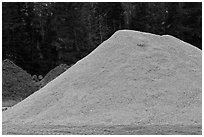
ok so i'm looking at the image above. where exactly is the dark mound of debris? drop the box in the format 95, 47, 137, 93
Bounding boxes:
2, 59, 38, 102
39, 64, 71, 88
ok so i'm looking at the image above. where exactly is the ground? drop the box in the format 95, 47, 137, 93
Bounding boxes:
2, 123, 201, 135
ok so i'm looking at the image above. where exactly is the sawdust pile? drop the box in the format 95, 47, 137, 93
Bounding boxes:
38, 64, 70, 88
2, 59, 38, 101
3, 30, 201, 126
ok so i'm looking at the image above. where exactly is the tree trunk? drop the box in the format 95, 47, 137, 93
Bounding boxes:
121, 3, 133, 29
74, 30, 80, 52
88, 12, 94, 49
40, 18, 44, 42
99, 15, 103, 43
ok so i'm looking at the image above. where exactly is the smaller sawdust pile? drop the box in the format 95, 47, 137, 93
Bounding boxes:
2, 59, 38, 102
39, 64, 71, 88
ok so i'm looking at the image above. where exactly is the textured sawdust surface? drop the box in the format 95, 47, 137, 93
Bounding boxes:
2, 30, 202, 134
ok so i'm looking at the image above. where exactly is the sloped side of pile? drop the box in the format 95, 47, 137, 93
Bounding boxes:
2, 59, 38, 102
3, 30, 202, 127
38, 64, 71, 88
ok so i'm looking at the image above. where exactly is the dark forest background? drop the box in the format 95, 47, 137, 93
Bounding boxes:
2, 2, 202, 76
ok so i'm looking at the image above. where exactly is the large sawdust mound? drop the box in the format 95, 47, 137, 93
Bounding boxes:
3, 30, 201, 126
39, 64, 70, 88
2, 59, 38, 101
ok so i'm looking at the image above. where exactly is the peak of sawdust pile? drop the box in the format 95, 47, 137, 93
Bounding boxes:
39, 64, 70, 88
2, 59, 38, 101
3, 30, 201, 126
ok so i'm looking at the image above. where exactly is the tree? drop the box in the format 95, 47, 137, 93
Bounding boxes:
2, 2, 202, 76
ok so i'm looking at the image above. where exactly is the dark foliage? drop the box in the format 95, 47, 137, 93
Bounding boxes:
2, 2, 202, 76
